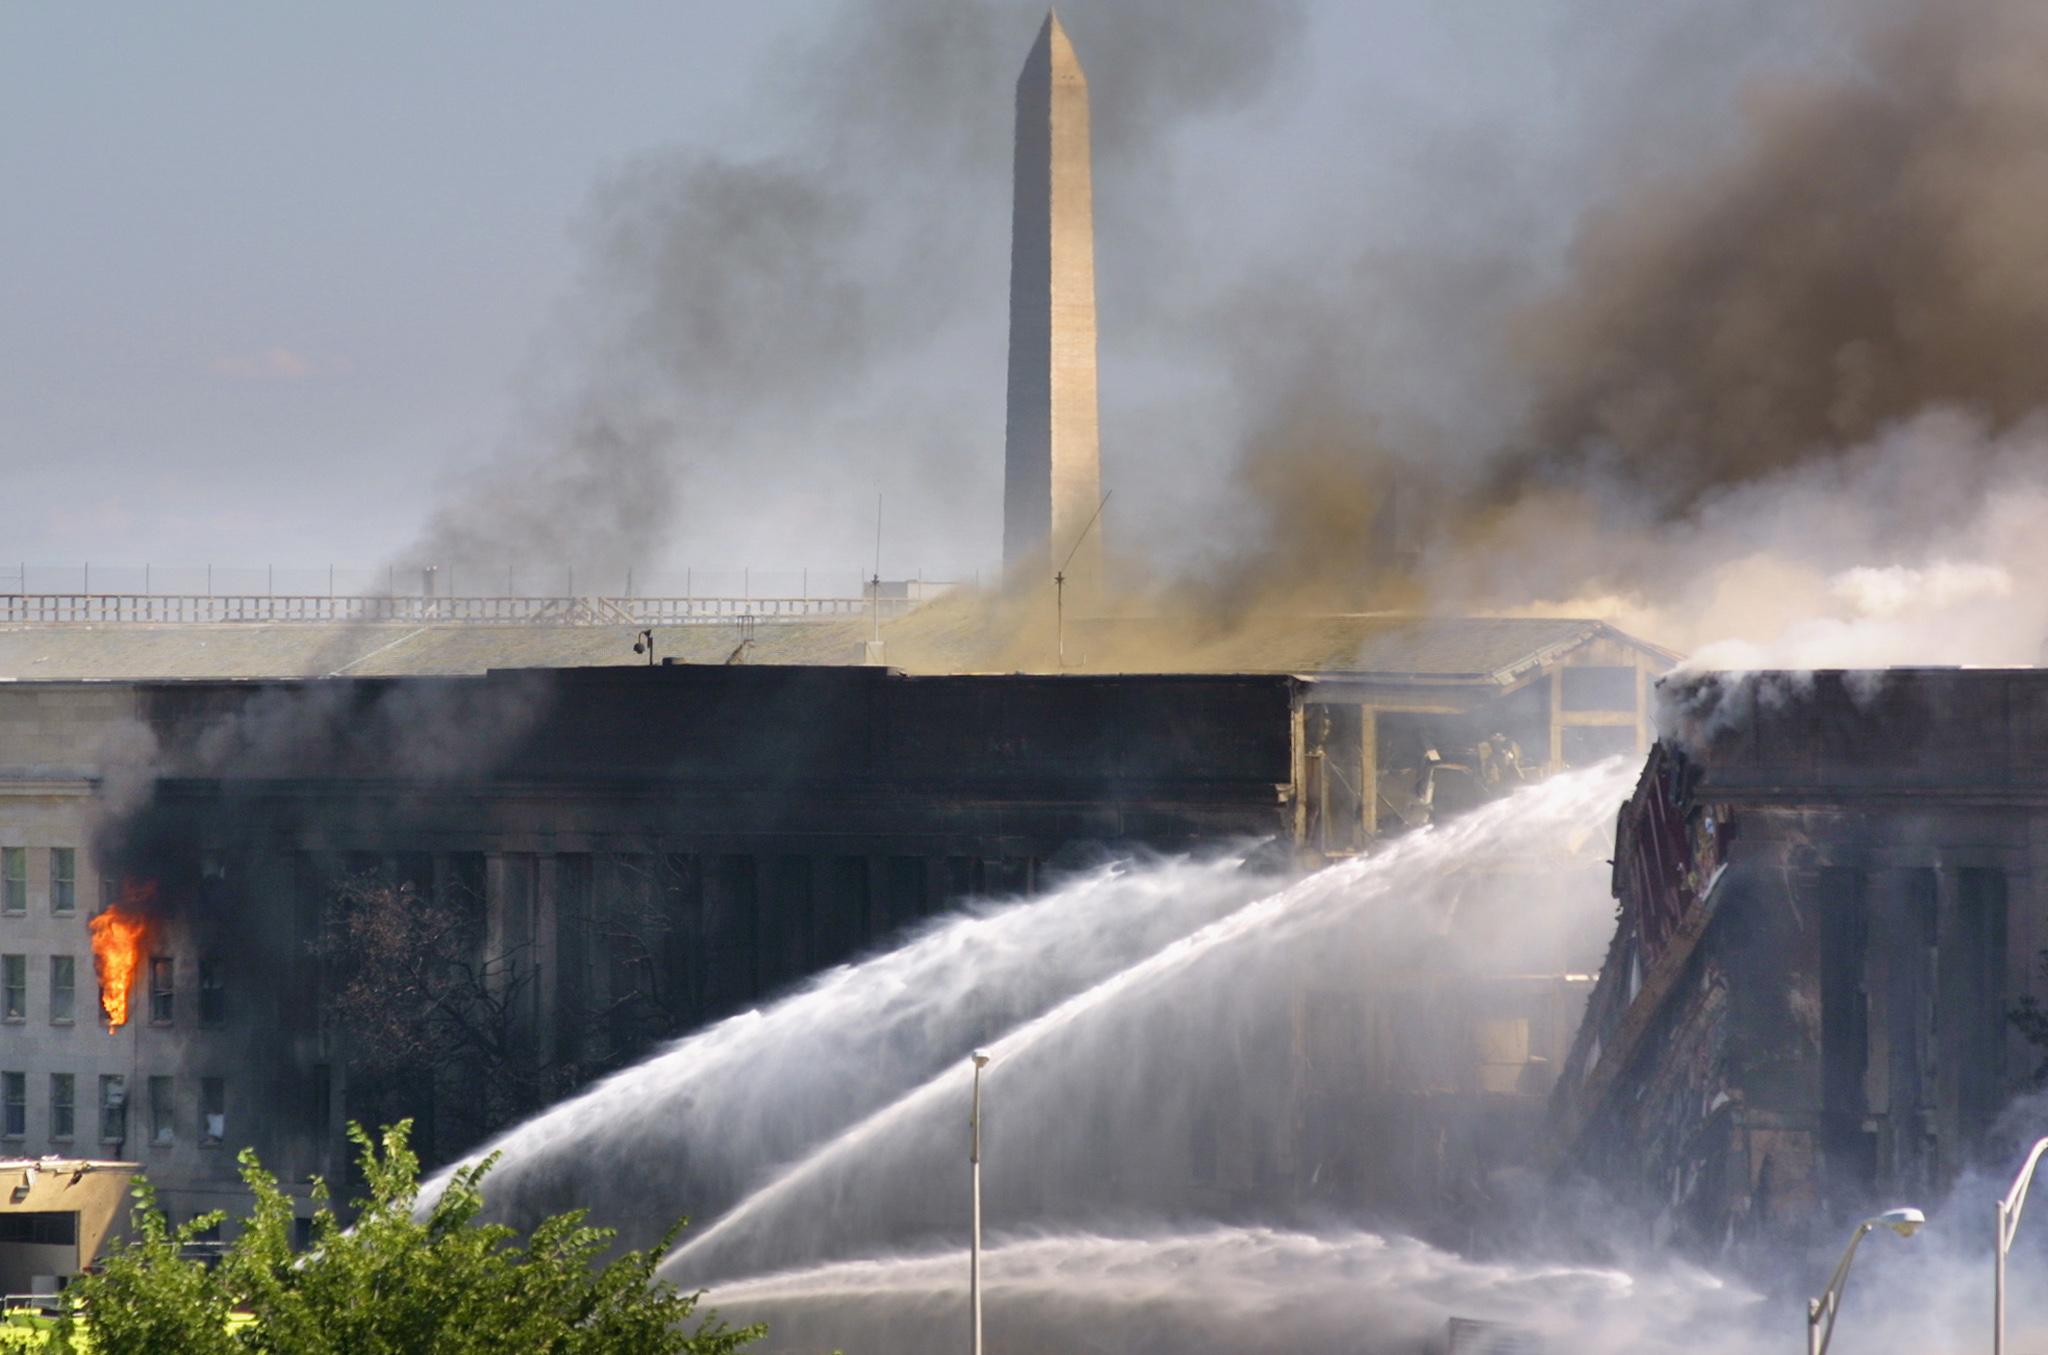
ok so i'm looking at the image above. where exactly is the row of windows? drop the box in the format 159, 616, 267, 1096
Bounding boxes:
0, 1071, 227, 1146
1, 954, 225, 1025
0, 847, 79, 915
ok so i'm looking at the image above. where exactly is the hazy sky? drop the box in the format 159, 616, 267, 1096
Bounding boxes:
1, 1, 1819, 593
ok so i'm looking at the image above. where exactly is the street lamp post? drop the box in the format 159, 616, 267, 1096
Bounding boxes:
969, 1050, 992, 1355
1806, 1207, 1925, 1355
1996, 1136, 2048, 1355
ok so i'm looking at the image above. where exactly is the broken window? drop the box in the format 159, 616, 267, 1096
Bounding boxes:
49, 955, 73, 1024
1, 848, 23, 914
99, 1075, 126, 1143
199, 959, 224, 1026
1304, 704, 1366, 853
1, 1072, 22, 1139
49, 1073, 73, 1141
50, 848, 75, 915
1, 954, 22, 1021
200, 1077, 225, 1147
149, 956, 173, 1025
148, 1076, 174, 1146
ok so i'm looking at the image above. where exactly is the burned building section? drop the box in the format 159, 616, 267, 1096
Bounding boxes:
0, 617, 1670, 1259
1273, 619, 1672, 852
1550, 670, 2034, 1251
3, 664, 1318, 1244
92, 666, 1306, 1165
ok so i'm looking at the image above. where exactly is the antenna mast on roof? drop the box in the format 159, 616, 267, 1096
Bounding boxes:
871, 492, 884, 646
1055, 491, 1110, 669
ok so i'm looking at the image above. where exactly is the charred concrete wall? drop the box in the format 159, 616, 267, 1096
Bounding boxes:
0, 665, 1305, 1222
1552, 670, 2045, 1253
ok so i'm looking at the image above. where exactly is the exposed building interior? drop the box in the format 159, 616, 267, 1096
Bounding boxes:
1550, 669, 2040, 1252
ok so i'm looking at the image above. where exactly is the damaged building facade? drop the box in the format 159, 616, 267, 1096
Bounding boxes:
1551, 669, 2043, 1251
0, 615, 1670, 1252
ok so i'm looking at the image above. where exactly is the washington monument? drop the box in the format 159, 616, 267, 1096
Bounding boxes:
1003, 10, 1103, 599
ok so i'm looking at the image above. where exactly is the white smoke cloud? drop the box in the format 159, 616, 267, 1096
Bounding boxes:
1477, 409, 2048, 671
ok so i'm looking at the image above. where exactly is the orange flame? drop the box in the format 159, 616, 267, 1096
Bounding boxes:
90, 880, 153, 1029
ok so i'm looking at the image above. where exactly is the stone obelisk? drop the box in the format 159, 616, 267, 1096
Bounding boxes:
1003, 10, 1103, 601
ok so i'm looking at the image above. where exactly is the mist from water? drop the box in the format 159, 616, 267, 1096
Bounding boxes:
428, 851, 1289, 1254
708, 1226, 1763, 1355
448, 761, 2048, 1352
659, 765, 1622, 1290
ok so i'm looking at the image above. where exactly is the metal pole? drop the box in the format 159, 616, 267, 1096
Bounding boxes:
969, 1052, 989, 1355
1998, 1199, 2008, 1355
1997, 1136, 2048, 1355
1055, 573, 1065, 667
1808, 1210, 1923, 1355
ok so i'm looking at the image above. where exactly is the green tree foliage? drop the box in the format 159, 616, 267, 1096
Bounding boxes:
55, 1122, 763, 1355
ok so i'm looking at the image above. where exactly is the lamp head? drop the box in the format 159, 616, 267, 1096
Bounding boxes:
971, 1050, 992, 1069
1877, 1207, 1926, 1238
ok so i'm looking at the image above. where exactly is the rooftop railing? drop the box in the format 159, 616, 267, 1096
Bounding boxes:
0, 593, 927, 626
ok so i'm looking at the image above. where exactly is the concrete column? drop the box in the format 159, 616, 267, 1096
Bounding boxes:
1547, 673, 1565, 771
534, 855, 560, 1067
1360, 708, 1379, 841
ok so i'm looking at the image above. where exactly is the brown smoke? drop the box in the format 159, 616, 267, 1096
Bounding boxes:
1501, 0, 2048, 512
1180, 0, 2048, 654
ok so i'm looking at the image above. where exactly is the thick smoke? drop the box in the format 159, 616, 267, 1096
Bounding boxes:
1419, 408, 2048, 668
324, 0, 2048, 670
1187, 0, 2048, 672
1504, 0, 2048, 510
